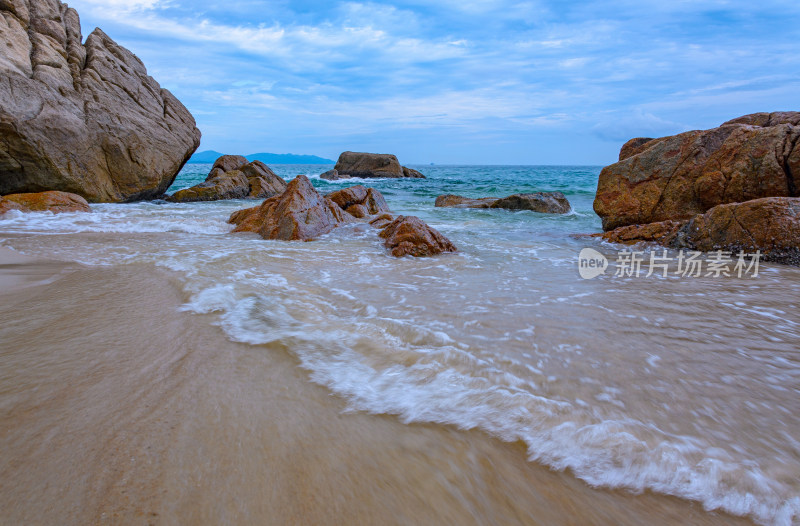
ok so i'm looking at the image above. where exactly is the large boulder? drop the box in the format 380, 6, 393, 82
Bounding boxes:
0, 0, 201, 202
435, 192, 572, 213
333, 152, 425, 179
169, 155, 287, 202
1, 190, 89, 213
228, 175, 350, 241
594, 112, 800, 230
378, 215, 457, 257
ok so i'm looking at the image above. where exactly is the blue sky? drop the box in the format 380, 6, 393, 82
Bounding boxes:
68, 0, 800, 164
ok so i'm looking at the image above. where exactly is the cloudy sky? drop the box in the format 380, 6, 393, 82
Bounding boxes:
68, 0, 800, 164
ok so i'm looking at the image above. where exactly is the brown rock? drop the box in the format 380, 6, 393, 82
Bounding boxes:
228, 175, 350, 241
491, 192, 572, 214
678, 197, 800, 264
378, 215, 457, 257
0, 1, 200, 202
333, 151, 425, 179
169, 156, 287, 202
596, 220, 686, 245
618, 137, 655, 161
435, 195, 498, 208
2, 190, 90, 213
369, 213, 395, 229
327, 185, 391, 218
594, 112, 800, 231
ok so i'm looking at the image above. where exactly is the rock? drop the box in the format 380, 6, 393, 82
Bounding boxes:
0, 1, 201, 202
435, 192, 571, 213
1, 190, 90, 213
618, 138, 655, 161
169, 156, 287, 202
228, 175, 350, 241
596, 220, 686, 245
435, 195, 498, 208
378, 215, 457, 257
369, 213, 394, 229
594, 112, 800, 231
677, 197, 800, 265
333, 151, 425, 179
327, 185, 391, 218
320, 169, 350, 181
491, 192, 571, 214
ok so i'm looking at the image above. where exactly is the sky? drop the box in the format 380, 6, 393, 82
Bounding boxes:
67, 0, 800, 164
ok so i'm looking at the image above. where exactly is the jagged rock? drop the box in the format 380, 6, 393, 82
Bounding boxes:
594, 112, 800, 231
1, 190, 89, 213
228, 175, 350, 241
378, 215, 457, 257
435, 192, 571, 213
327, 185, 391, 218
0, 0, 201, 202
618, 138, 655, 161
435, 195, 497, 208
169, 155, 287, 202
333, 151, 425, 179
320, 169, 350, 181
369, 213, 394, 229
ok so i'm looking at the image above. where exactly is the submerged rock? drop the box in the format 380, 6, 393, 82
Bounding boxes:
378, 215, 457, 257
333, 152, 425, 179
0, 0, 201, 202
320, 169, 350, 181
1, 191, 90, 213
594, 112, 800, 231
169, 155, 287, 202
228, 175, 349, 241
435, 192, 572, 214
596, 220, 686, 245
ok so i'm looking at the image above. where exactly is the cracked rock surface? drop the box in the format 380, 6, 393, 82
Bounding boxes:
0, 0, 201, 202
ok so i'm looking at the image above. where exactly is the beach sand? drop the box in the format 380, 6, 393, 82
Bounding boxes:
0, 244, 754, 525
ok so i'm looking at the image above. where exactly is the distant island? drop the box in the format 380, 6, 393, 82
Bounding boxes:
188, 150, 334, 164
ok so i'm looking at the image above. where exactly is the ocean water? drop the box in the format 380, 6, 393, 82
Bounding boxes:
2, 164, 799, 525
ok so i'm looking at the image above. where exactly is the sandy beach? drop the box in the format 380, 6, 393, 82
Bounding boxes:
0, 242, 755, 525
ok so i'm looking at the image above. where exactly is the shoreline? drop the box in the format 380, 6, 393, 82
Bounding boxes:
0, 243, 754, 525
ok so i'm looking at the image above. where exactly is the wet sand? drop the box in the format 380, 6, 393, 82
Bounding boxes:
0, 245, 754, 525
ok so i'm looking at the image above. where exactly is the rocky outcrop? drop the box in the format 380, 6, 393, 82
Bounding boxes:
228, 175, 350, 241
618, 138, 655, 161
435, 195, 497, 208
327, 185, 391, 218
0, 0, 201, 202
1, 190, 90, 213
597, 198, 800, 265
378, 216, 457, 257
169, 155, 287, 202
435, 192, 572, 214
333, 152, 425, 179
594, 112, 800, 231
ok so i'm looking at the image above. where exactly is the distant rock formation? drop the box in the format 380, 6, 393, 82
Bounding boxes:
320, 169, 349, 181
0, 0, 201, 202
169, 155, 287, 202
228, 176, 456, 256
379, 216, 457, 257
594, 112, 800, 231
435, 192, 572, 214
0, 191, 90, 214
333, 152, 425, 179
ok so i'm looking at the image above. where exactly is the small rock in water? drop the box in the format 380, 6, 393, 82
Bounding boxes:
1, 191, 90, 214
379, 215, 457, 257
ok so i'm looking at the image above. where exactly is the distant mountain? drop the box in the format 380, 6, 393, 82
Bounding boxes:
188, 150, 334, 164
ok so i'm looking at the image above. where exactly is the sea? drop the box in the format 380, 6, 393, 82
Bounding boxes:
1, 164, 799, 525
